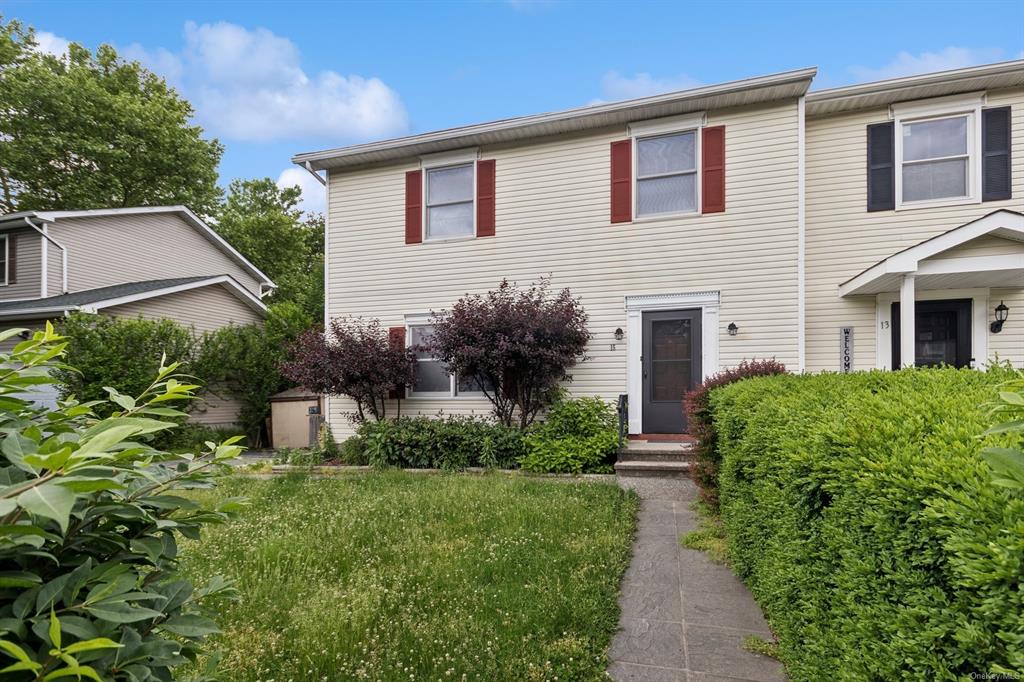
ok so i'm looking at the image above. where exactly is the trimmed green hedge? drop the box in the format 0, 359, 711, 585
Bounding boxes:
710, 367, 1024, 680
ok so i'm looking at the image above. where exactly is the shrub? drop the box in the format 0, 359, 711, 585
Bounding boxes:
360, 416, 526, 471
0, 324, 243, 680
428, 278, 590, 428
682, 358, 786, 507
54, 312, 197, 410
709, 367, 1023, 679
519, 396, 618, 474
338, 435, 369, 465
282, 318, 417, 422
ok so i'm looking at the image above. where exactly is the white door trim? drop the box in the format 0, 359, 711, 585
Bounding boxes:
624, 290, 720, 434
875, 287, 989, 370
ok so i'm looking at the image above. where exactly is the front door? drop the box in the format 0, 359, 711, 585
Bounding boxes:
642, 310, 702, 433
891, 298, 972, 368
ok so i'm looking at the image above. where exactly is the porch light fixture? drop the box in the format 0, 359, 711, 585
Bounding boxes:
990, 301, 1009, 334
614, 327, 624, 341
727, 322, 739, 336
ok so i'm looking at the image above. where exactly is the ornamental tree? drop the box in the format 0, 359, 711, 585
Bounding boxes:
428, 278, 590, 428
282, 318, 417, 422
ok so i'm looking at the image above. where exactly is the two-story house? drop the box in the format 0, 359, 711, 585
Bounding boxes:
293, 61, 1023, 438
0, 206, 275, 425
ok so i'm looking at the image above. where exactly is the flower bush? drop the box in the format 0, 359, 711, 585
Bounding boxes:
709, 366, 1023, 679
682, 358, 786, 506
519, 396, 619, 474
428, 278, 590, 428
0, 324, 243, 680
282, 318, 416, 422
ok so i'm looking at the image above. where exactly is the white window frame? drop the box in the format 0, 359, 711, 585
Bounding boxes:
404, 314, 485, 399
893, 93, 983, 211
0, 234, 7, 287
629, 112, 705, 221
420, 148, 478, 243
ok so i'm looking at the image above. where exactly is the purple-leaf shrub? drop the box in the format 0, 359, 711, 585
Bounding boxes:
683, 358, 787, 507
429, 278, 590, 428
282, 317, 417, 422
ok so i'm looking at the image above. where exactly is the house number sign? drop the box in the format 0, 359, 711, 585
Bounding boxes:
839, 326, 854, 373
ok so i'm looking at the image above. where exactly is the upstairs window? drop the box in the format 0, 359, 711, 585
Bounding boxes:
900, 115, 970, 203
425, 164, 474, 240
635, 131, 698, 217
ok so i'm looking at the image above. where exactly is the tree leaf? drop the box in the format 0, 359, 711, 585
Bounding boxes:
61, 637, 122, 655
17, 483, 75, 533
48, 610, 60, 650
83, 602, 163, 623
159, 614, 220, 638
0, 638, 34, 663
0, 571, 42, 588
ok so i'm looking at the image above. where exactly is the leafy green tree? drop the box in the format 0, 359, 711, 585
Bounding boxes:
0, 19, 223, 214
194, 302, 313, 446
214, 178, 324, 321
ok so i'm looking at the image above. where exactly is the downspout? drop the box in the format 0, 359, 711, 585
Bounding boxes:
297, 159, 330, 430
22, 217, 69, 295
796, 95, 806, 373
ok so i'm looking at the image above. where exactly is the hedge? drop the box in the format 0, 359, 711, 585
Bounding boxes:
710, 367, 1024, 680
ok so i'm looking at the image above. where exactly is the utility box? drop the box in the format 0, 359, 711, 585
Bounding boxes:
269, 387, 321, 449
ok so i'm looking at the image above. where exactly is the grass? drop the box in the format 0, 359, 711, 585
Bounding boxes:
742, 634, 781, 660
679, 499, 729, 564
181, 471, 639, 681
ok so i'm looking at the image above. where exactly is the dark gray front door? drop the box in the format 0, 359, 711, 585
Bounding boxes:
891, 298, 973, 368
642, 310, 702, 433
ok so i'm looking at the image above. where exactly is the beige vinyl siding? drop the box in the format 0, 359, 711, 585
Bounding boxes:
804, 87, 1024, 371
325, 101, 802, 436
104, 283, 263, 334
0, 318, 48, 352
0, 229, 42, 301
46, 239, 62, 296
47, 214, 261, 296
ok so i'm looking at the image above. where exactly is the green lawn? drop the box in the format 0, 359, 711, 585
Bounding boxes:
181, 472, 638, 681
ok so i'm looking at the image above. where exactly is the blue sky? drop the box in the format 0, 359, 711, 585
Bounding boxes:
6, 0, 1023, 213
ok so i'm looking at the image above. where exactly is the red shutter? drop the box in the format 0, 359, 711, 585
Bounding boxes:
388, 326, 406, 399
702, 126, 725, 214
405, 170, 423, 244
476, 159, 496, 237
610, 139, 632, 223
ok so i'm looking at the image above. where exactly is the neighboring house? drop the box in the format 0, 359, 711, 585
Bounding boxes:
293, 61, 1023, 437
0, 206, 275, 425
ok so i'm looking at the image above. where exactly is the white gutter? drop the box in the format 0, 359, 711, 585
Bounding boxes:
796, 95, 806, 373
22, 216, 68, 295
302, 161, 327, 187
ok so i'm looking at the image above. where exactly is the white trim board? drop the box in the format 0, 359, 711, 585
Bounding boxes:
87, 275, 267, 315
624, 290, 720, 435
874, 287, 989, 370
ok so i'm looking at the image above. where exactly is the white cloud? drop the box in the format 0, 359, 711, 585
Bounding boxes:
126, 21, 409, 143
32, 31, 69, 58
848, 47, 1009, 82
277, 167, 326, 215
597, 70, 703, 102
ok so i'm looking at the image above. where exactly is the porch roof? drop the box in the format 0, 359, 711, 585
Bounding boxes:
838, 210, 1024, 296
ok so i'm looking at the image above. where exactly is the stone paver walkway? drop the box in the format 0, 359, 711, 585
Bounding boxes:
610, 477, 785, 682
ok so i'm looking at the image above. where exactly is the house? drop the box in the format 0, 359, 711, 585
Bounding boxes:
0, 206, 275, 425
292, 61, 1023, 437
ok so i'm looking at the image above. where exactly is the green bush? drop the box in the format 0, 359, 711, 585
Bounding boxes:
338, 436, 368, 465
519, 396, 618, 474
708, 367, 1024, 680
361, 416, 526, 471
0, 324, 243, 680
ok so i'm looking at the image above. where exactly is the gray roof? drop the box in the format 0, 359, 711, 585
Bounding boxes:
293, 67, 817, 172
0, 276, 212, 316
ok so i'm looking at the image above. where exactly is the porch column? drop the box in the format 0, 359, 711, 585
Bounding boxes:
900, 274, 915, 367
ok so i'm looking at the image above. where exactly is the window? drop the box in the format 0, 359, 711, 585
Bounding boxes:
900, 115, 970, 203
425, 163, 474, 239
635, 131, 697, 217
0, 234, 7, 286
408, 324, 486, 397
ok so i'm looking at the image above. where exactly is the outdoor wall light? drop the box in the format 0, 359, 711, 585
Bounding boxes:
991, 301, 1009, 334
614, 327, 624, 341
727, 322, 739, 336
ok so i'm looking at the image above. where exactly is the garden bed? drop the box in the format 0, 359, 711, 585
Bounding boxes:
181, 471, 638, 680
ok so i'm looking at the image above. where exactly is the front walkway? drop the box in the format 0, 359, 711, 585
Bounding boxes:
610, 477, 785, 681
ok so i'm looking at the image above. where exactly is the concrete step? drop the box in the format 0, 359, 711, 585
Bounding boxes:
614, 460, 691, 478
617, 450, 695, 463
